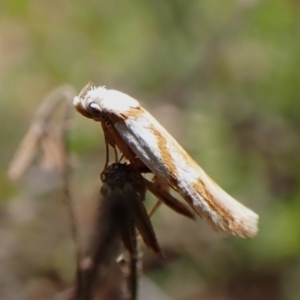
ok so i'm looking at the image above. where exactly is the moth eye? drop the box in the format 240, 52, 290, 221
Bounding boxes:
89, 103, 101, 116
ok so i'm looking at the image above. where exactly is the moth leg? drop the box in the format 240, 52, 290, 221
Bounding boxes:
146, 177, 167, 219
99, 122, 113, 180
143, 176, 164, 218
113, 145, 118, 162
143, 177, 195, 220
100, 120, 123, 180
100, 139, 110, 181
118, 153, 125, 163
104, 120, 137, 162
148, 198, 162, 218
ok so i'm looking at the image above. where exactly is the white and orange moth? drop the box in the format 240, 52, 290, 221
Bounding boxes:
73, 84, 259, 238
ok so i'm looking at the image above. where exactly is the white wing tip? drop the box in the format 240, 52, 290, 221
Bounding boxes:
230, 209, 259, 238
212, 205, 259, 238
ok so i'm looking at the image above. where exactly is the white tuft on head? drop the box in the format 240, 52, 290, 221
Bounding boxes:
73, 85, 140, 116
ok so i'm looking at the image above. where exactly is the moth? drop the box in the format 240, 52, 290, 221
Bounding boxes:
100, 162, 162, 257
76, 162, 161, 300
73, 84, 259, 238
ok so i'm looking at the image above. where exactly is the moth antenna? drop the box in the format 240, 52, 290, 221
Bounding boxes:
78, 81, 94, 99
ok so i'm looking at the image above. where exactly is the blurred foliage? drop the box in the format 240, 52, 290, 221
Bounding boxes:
0, 0, 300, 299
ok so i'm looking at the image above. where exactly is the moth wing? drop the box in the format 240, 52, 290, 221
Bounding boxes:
122, 184, 162, 257
105, 106, 258, 238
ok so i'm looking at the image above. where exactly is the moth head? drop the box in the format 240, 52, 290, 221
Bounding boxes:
74, 83, 141, 122
73, 83, 107, 121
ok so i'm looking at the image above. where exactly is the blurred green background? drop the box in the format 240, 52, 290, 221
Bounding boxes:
0, 0, 300, 299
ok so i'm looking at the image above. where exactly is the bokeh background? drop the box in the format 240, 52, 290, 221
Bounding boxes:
1, 0, 300, 299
